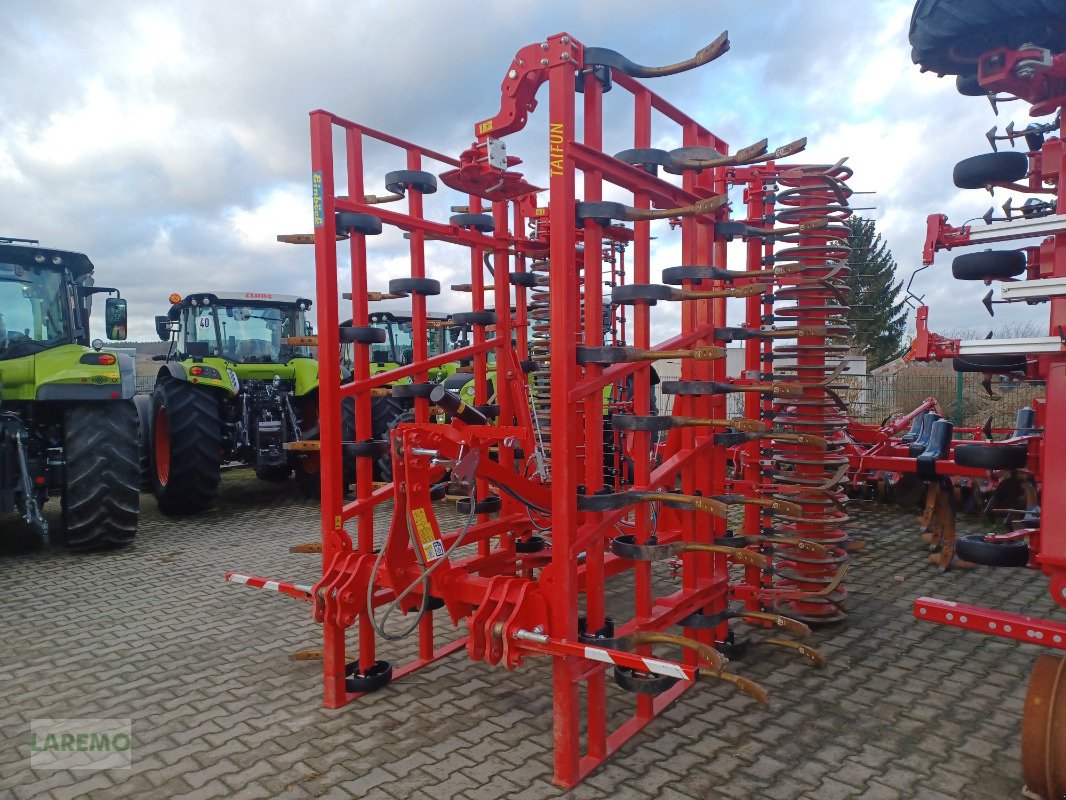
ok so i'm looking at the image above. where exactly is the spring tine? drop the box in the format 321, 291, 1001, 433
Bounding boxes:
627, 630, 727, 673
363, 192, 405, 204
675, 543, 770, 570
628, 195, 729, 221
700, 671, 770, 707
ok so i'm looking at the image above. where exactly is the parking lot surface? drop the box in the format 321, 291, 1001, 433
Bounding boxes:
0, 474, 1058, 800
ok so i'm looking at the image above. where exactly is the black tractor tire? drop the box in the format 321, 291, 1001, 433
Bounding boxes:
955, 533, 1030, 567
953, 152, 1029, 190
955, 73, 986, 97
150, 380, 223, 515
295, 394, 356, 499
954, 442, 1029, 470
377, 407, 414, 482
952, 250, 1026, 281
952, 353, 1026, 373
909, 0, 1066, 77
255, 464, 292, 482
132, 393, 153, 492
59, 401, 140, 550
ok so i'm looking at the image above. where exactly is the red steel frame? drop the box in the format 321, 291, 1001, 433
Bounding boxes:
229, 33, 854, 787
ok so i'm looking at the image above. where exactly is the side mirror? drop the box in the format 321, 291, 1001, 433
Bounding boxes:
105, 297, 128, 341
155, 315, 171, 342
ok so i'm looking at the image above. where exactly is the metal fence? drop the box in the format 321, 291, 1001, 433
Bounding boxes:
651, 364, 1043, 430
842, 370, 1042, 429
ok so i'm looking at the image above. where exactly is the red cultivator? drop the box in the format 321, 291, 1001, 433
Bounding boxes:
228, 33, 857, 786
906, 2, 1066, 794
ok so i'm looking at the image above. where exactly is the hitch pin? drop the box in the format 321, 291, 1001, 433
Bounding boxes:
409, 446, 440, 458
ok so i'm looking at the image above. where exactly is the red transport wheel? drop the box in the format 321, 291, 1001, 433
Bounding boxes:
1022, 654, 1066, 800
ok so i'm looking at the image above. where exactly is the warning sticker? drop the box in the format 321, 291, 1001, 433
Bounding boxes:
411, 507, 445, 561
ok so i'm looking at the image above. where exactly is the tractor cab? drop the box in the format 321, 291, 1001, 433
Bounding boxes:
159, 292, 313, 364
367, 311, 451, 370
0, 239, 127, 362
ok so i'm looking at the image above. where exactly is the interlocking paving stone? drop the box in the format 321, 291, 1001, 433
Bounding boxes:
0, 477, 1060, 799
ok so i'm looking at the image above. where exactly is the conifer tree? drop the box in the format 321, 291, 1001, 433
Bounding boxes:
843, 216, 907, 369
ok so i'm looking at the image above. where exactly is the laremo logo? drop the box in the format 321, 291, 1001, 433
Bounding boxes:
30, 719, 132, 770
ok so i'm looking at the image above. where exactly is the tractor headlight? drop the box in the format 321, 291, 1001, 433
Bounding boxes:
228, 369, 240, 393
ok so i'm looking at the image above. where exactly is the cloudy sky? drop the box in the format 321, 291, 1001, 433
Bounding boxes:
1, 0, 1046, 343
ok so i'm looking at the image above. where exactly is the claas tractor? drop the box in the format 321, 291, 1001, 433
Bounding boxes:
341, 311, 459, 480
0, 237, 139, 548
147, 291, 321, 512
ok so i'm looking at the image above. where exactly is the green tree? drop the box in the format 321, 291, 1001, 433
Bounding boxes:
843, 216, 907, 369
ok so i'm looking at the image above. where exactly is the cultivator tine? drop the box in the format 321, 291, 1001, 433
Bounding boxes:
757, 639, 827, 668
576, 345, 725, 364
738, 611, 812, 637
362, 192, 405, 204
610, 534, 772, 570
581, 490, 729, 517
583, 31, 730, 78
612, 413, 767, 433
292, 649, 323, 661
700, 671, 771, 707
711, 494, 804, 517
290, 543, 322, 554
765, 432, 829, 448
577, 196, 727, 226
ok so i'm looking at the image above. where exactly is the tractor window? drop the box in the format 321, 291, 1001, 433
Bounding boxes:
186, 306, 221, 356
0, 264, 70, 359
393, 320, 414, 365
207, 304, 311, 363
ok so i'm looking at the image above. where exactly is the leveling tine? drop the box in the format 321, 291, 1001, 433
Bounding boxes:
576, 345, 725, 365
612, 413, 766, 433
583, 31, 729, 78
576, 195, 727, 227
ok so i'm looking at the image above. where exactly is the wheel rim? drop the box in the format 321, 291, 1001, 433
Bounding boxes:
154, 405, 171, 487
1022, 654, 1066, 799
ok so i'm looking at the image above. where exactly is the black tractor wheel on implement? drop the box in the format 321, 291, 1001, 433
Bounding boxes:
132, 393, 153, 492
60, 402, 140, 550
150, 380, 223, 515
909, 0, 1066, 77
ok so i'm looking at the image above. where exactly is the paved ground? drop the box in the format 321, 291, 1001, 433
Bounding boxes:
0, 474, 1061, 800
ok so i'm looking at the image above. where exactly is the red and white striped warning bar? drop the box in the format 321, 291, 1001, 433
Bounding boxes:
512, 629, 698, 681
226, 572, 313, 601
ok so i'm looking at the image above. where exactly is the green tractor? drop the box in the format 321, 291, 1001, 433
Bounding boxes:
344, 310, 459, 479
147, 291, 320, 512
0, 237, 139, 548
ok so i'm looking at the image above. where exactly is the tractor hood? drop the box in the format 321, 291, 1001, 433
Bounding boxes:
0, 344, 135, 402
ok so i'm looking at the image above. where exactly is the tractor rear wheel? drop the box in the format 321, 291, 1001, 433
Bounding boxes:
909, 0, 1066, 77
295, 395, 356, 498
374, 399, 411, 482
132, 393, 153, 491
60, 401, 140, 549
151, 380, 223, 515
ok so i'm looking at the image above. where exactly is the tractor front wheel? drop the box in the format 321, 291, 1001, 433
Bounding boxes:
151, 380, 223, 515
60, 401, 140, 549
